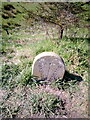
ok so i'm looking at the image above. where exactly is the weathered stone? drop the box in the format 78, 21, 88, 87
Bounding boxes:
32, 52, 65, 81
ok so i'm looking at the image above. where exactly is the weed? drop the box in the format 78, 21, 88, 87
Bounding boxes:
18, 66, 33, 86
28, 92, 66, 117
1, 63, 20, 89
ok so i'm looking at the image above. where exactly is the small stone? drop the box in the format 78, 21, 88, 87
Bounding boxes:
32, 52, 65, 81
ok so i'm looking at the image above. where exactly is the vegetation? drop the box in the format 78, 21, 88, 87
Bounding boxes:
1, 2, 89, 118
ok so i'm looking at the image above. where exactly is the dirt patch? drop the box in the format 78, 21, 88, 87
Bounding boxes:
0, 89, 6, 101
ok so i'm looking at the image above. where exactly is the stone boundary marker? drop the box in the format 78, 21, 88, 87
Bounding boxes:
32, 52, 65, 81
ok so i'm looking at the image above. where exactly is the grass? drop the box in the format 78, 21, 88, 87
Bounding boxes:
1, 2, 89, 117
1, 29, 88, 83
0, 89, 66, 118
1, 22, 89, 118
2, 2, 39, 36
1, 63, 20, 89
27, 92, 65, 117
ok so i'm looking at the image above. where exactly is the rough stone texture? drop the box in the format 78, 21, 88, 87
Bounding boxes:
32, 52, 65, 81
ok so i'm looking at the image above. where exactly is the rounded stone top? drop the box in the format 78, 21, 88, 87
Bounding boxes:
32, 52, 65, 81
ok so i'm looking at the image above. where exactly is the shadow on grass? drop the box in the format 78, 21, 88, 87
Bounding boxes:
52, 70, 84, 90
66, 37, 90, 44
63, 70, 83, 82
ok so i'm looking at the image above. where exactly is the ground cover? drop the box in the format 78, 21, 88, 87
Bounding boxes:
0, 21, 89, 118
